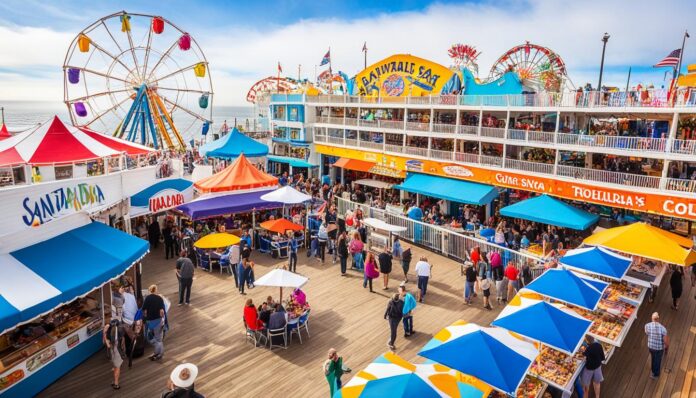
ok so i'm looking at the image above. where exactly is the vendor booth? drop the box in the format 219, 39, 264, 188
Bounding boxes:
0, 213, 148, 398
198, 128, 268, 159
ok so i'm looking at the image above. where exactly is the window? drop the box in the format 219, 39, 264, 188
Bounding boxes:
55, 165, 73, 180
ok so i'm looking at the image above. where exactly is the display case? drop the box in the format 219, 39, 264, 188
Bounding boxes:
529, 345, 584, 393
624, 260, 666, 288
604, 282, 646, 307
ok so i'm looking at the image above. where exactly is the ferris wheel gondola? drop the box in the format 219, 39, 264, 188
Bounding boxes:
63, 11, 213, 150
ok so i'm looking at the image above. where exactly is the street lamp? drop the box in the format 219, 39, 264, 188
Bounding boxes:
597, 33, 610, 92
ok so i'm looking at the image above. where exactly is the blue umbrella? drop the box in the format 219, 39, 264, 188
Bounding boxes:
560, 246, 631, 280
419, 322, 538, 395
492, 297, 592, 354
522, 269, 607, 310
358, 373, 440, 398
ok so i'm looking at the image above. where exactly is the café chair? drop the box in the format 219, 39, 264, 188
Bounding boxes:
297, 310, 310, 340
267, 326, 288, 350
287, 317, 302, 345
243, 317, 267, 348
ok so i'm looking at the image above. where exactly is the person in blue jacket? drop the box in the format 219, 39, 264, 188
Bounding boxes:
399, 284, 417, 337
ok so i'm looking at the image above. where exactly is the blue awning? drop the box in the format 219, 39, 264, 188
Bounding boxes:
500, 194, 599, 230
177, 190, 283, 220
560, 246, 632, 280
267, 155, 317, 168
199, 127, 268, 159
523, 269, 608, 311
0, 218, 149, 333
395, 173, 498, 206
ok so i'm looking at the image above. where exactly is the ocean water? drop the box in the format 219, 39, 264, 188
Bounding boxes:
0, 101, 256, 141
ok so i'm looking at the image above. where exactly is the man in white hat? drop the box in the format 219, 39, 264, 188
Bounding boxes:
162, 363, 204, 398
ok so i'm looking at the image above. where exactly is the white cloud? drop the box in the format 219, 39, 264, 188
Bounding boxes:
1, 0, 694, 105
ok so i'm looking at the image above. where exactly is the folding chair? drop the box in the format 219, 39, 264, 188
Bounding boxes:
267, 325, 288, 350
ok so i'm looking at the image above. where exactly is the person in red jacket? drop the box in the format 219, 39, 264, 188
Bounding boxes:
504, 262, 520, 300
243, 298, 265, 331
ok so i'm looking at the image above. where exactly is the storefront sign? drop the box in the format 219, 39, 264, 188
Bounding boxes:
26, 347, 56, 372
130, 178, 194, 217
66, 334, 80, 349
354, 54, 455, 97
21, 183, 106, 227
316, 144, 696, 221
368, 165, 405, 178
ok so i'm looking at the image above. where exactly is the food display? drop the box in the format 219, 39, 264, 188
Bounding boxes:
516, 375, 547, 398
597, 297, 635, 320
625, 260, 665, 288
529, 345, 583, 391
605, 282, 645, 305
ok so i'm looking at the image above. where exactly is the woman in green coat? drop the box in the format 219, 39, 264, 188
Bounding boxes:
323, 348, 351, 396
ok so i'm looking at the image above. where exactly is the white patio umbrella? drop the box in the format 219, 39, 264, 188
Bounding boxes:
253, 268, 308, 301
260, 186, 312, 204
363, 218, 407, 233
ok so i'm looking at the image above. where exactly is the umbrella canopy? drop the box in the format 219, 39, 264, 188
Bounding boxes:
0, 116, 122, 166
583, 222, 696, 266
194, 153, 278, 193
199, 127, 268, 159
254, 268, 308, 301
79, 127, 154, 156
260, 185, 312, 204
363, 218, 407, 233
522, 269, 607, 311
560, 246, 632, 280
335, 352, 490, 398
260, 218, 304, 234
499, 194, 599, 230
193, 233, 240, 249
492, 293, 592, 355
0, 124, 11, 140
419, 321, 538, 396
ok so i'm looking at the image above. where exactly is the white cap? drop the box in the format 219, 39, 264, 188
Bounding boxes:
170, 363, 198, 388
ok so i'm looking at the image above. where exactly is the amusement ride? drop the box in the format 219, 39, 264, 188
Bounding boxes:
63, 11, 213, 150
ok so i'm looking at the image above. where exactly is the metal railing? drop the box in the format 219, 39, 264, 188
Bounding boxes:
454, 152, 480, 164
480, 126, 506, 139
327, 136, 344, 145
380, 120, 405, 130
432, 123, 457, 134
665, 178, 696, 193
430, 149, 454, 161
480, 155, 504, 167
402, 146, 430, 157
302, 87, 696, 108
406, 121, 430, 132
384, 144, 404, 154
360, 140, 383, 150
671, 139, 696, 156
505, 158, 554, 175
557, 165, 661, 189
556, 133, 666, 152
336, 197, 543, 269
345, 138, 358, 147
527, 130, 556, 144
457, 125, 479, 135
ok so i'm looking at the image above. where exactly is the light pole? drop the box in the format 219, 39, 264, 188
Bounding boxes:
597, 33, 610, 92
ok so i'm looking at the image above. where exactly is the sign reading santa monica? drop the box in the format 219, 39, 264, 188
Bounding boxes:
22, 183, 106, 226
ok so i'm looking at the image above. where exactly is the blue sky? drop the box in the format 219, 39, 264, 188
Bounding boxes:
1, 0, 695, 105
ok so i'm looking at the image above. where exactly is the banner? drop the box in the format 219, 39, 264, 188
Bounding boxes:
315, 144, 696, 221
354, 54, 455, 97
129, 178, 194, 217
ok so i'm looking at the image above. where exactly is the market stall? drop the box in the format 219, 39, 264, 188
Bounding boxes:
198, 127, 268, 159
0, 212, 148, 398
362, 217, 407, 253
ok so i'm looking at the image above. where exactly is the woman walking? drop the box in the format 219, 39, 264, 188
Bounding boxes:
104, 319, 126, 390
349, 231, 364, 270
363, 252, 380, 292
337, 231, 349, 276
670, 267, 683, 310
401, 247, 412, 283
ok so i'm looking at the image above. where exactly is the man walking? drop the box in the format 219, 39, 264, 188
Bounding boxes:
288, 232, 298, 273
323, 348, 351, 397
414, 257, 432, 303
645, 312, 669, 379
384, 293, 404, 351
378, 246, 393, 290
464, 262, 477, 305
581, 335, 605, 397
176, 250, 194, 305
399, 285, 416, 337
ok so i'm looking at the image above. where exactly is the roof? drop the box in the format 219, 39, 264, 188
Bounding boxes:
583, 222, 696, 266
500, 194, 599, 230
199, 128, 268, 159
194, 153, 278, 193
0, 116, 122, 167
0, 213, 148, 334
79, 128, 155, 156
177, 190, 283, 219
267, 155, 317, 168
332, 157, 375, 172
395, 173, 499, 206
560, 246, 632, 280
0, 124, 10, 140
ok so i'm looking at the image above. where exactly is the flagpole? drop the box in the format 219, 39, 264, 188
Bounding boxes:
298, 64, 301, 81
624, 66, 631, 93
328, 46, 332, 76
277, 62, 280, 92
363, 42, 367, 69
675, 30, 690, 80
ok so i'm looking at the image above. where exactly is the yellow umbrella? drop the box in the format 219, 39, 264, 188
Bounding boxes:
194, 232, 240, 249
583, 222, 696, 266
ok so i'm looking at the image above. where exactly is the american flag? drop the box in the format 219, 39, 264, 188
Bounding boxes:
654, 49, 681, 68
320, 49, 331, 66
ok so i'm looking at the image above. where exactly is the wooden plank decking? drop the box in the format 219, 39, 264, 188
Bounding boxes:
38, 245, 696, 398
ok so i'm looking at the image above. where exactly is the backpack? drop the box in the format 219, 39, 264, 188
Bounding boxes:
388, 300, 403, 318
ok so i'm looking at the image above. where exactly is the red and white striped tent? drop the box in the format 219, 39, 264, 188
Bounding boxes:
0, 124, 11, 140
0, 116, 153, 167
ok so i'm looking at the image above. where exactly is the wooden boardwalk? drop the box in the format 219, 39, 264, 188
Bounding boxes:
39, 245, 696, 398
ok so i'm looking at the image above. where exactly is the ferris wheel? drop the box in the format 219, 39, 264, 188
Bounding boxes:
488, 41, 570, 92
63, 11, 213, 150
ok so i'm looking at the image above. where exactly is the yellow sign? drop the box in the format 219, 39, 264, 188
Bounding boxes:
354, 54, 455, 97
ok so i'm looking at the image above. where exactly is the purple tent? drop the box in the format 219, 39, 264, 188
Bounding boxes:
177, 190, 283, 220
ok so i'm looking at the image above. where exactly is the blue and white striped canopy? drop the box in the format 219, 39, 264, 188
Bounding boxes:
0, 214, 148, 333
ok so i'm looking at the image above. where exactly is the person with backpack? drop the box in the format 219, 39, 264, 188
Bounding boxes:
401, 246, 412, 283
104, 319, 126, 390
384, 293, 404, 351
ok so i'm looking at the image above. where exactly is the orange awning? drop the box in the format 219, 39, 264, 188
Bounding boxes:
194, 153, 278, 193
260, 218, 305, 234
332, 157, 375, 173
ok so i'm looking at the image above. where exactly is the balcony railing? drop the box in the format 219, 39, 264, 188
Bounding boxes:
480, 155, 503, 167
671, 139, 696, 156
480, 127, 506, 139
327, 136, 344, 145
406, 121, 430, 132
556, 133, 666, 152
403, 146, 429, 157
360, 140, 383, 150
454, 152, 480, 164
430, 149, 454, 161
665, 178, 696, 193
457, 125, 479, 135
304, 87, 696, 108
379, 120, 405, 130
432, 123, 457, 134
505, 158, 554, 175
557, 165, 661, 189
385, 144, 404, 154
345, 138, 358, 147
